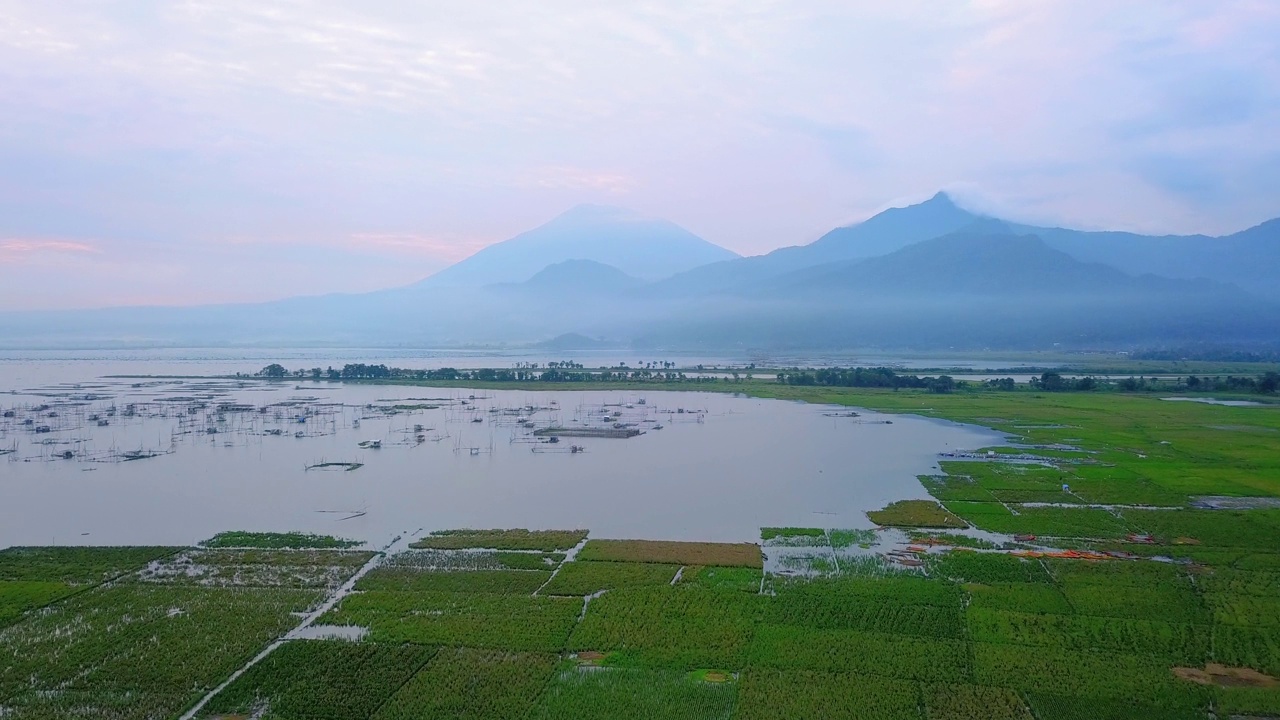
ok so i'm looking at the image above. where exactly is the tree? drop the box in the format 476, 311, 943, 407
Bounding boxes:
1260, 372, 1280, 394
259, 364, 287, 378
1039, 371, 1067, 392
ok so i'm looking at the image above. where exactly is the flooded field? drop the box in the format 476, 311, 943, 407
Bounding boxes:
0, 364, 1000, 547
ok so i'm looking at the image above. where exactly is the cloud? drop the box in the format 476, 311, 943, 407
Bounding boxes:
0, 238, 100, 260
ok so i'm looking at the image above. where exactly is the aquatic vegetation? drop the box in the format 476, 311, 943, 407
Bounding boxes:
200, 531, 362, 549
760, 527, 827, 546
541, 561, 679, 595
577, 539, 763, 568
374, 647, 558, 720
827, 528, 878, 548
410, 528, 588, 552
200, 640, 435, 719
134, 548, 374, 589
867, 499, 967, 528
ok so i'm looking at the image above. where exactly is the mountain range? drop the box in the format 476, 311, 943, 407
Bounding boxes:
1, 193, 1276, 350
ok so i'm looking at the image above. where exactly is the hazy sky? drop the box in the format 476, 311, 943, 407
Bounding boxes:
2, 1, 1277, 309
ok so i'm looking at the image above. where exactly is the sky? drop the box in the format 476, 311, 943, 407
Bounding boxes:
1, 1, 1277, 310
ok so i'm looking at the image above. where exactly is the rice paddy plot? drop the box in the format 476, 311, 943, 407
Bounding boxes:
677, 565, 764, 593
199, 531, 362, 550
410, 528, 587, 552
0, 584, 321, 720
0, 546, 179, 583
198, 640, 435, 720
733, 669, 920, 720
577, 539, 762, 568
527, 667, 738, 720
767, 577, 965, 639
965, 607, 1211, 665
1212, 626, 1280, 676
568, 585, 763, 670
542, 561, 680, 595
380, 548, 564, 571
319, 590, 581, 652
1060, 580, 1208, 624
356, 567, 553, 594
1022, 692, 1208, 720
972, 642, 1209, 710
924, 683, 1033, 720
373, 647, 558, 720
748, 625, 972, 683
924, 551, 1053, 584
963, 582, 1074, 615
0, 581, 78, 629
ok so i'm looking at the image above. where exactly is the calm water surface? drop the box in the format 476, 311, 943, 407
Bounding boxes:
0, 356, 1002, 547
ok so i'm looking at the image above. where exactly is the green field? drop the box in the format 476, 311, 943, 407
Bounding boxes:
2, 386, 1279, 717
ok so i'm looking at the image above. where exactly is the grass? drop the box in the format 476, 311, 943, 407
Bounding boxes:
867, 499, 968, 528
577, 539, 763, 568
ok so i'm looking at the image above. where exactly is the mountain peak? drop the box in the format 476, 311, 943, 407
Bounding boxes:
417, 204, 738, 288
556, 204, 642, 222
925, 190, 957, 207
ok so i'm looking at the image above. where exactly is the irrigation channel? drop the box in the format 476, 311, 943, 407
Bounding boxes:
1, 374, 1002, 547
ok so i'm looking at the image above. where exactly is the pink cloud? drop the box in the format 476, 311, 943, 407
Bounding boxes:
0, 238, 101, 259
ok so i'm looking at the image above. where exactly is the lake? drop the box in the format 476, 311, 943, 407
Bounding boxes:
0, 356, 1002, 547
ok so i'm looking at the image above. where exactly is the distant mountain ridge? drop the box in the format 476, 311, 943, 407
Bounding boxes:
1, 193, 1277, 351
650, 192, 1279, 300
416, 204, 738, 288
